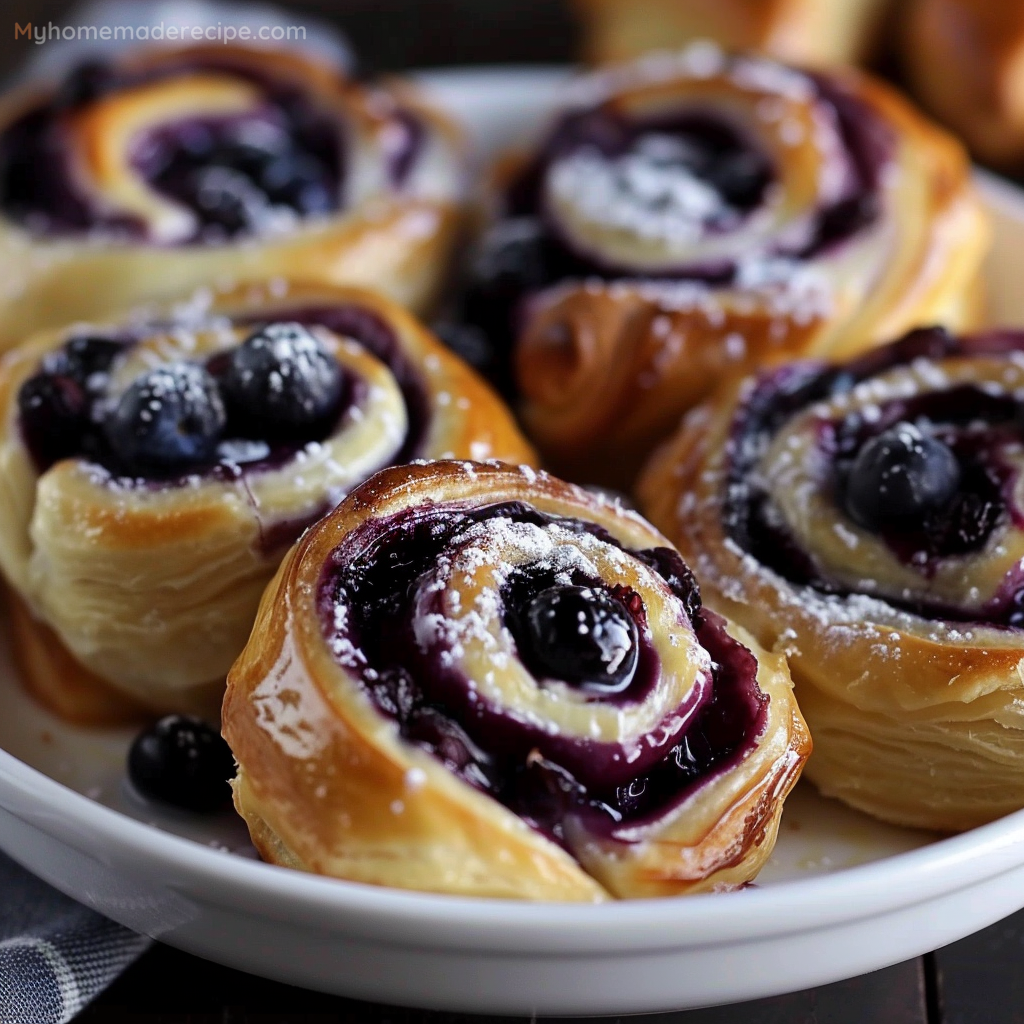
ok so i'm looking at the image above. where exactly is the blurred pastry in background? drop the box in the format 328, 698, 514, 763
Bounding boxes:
904, 0, 1024, 173
573, 0, 895, 68
463, 46, 988, 489
0, 44, 464, 350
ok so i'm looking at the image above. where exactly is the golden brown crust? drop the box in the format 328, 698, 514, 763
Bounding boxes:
223, 459, 809, 900
573, 0, 895, 67
0, 45, 465, 350
0, 281, 535, 719
513, 58, 988, 489
638, 373, 1024, 832
904, 0, 1024, 170
5, 587, 153, 726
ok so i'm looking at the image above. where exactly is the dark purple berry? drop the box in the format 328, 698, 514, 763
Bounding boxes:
468, 218, 552, 304
127, 715, 234, 812
520, 584, 639, 694
17, 372, 88, 468
189, 166, 271, 237
259, 152, 334, 215
219, 322, 343, 440
104, 362, 225, 476
45, 334, 123, 388
432, 322, 497, 380
635, 547, 701, 623
844, 423, 960, 530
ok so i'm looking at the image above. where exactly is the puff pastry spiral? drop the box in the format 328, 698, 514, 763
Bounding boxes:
467, 46, 988, 487
0, 281, 533, 721
0, 44, 463, 349
641, 326, 1024, 831
904, 0, 1024, 172
223, 460, 810, 900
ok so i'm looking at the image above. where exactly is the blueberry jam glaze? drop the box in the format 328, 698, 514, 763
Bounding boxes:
461, 68, 892, 363
0, 56, 426, 242
318, 501, 768, 846
15, 304, 428, 486
725, 326, 1024, 626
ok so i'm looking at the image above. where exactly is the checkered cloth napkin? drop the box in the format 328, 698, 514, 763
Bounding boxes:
0, 851, 151, 1023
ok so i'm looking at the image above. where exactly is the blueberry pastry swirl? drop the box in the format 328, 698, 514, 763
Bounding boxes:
467, 45, 987, 486
0, 281, 534, 722
640, 326, 1024, 831
0, 44, 463, 348
223, 460, 809, 900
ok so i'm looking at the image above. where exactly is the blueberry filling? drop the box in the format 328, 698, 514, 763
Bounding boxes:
134, 109, 341, 241
0, 57, 368, 242
457, 69, 891, 383
16, 316, 361, 480
319, 501, 767, 845
724, 326, 1024, 626
127, 714, 234, 812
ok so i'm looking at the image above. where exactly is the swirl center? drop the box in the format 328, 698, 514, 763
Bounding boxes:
515, 583, 640, 694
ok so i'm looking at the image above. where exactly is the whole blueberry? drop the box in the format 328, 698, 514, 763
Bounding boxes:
18, 372, 89, 468
189, 165, 271, 237
432, 322, 497, 381
104, 362, 226, 476
260, 152, 335, 215
45, 335, 123, 389
520, 584, 640, 694
467, 218, 552, 306
844, 423, 960, 530
219, 322, 344, 440
127, 715, 234, 812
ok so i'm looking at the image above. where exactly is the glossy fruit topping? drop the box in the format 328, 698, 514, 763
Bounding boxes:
843, 422, 960, 531
519, 584, 640, 694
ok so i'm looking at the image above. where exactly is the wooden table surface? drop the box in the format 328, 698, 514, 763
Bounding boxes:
75, 907, 1024, 1024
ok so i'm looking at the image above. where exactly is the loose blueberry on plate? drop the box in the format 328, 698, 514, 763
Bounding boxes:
219, 322, 344, 440
104, 362, 226, 477
843, 422, 960, 531
519, 584, 640, 694
127, 715, 235, 812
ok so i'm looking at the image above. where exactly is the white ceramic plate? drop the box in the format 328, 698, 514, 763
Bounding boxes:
3, 67, 1024, 1017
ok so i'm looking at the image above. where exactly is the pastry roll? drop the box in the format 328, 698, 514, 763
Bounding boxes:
904, 0, 1024, 171
467, 46, 988, 488
0, 281, 534, 722
640, 326, 1024, 831
574, 0, 895, 68
0, 44, 463, 349
223, 460, 810, 900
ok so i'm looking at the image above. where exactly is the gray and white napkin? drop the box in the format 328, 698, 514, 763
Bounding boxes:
0, 851, 150, 1024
